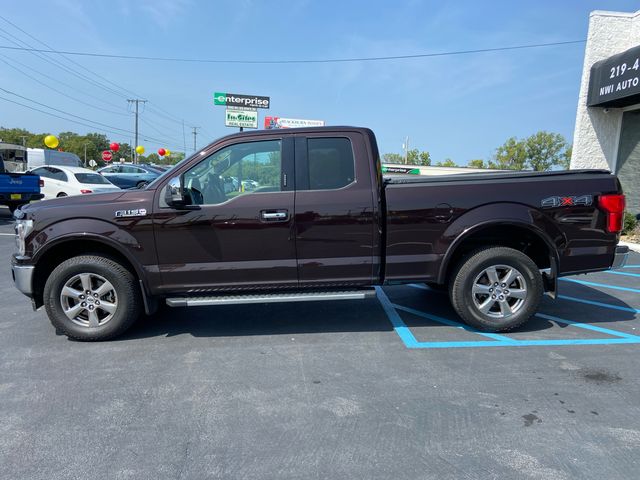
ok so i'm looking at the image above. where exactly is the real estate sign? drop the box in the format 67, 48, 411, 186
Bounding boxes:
225, 108, 258, 129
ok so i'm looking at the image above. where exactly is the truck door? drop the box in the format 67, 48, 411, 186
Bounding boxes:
294, 132, 377, 286
152, 136, 297, 293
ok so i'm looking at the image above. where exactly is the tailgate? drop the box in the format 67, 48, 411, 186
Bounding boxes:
0, 173, 41, 194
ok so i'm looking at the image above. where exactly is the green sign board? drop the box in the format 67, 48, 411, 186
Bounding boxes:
225, 108, 258, 129
382, 165, 420, 175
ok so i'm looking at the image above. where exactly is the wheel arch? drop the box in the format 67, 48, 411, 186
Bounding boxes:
438, 220, 559, 291
32, 235, 146, 309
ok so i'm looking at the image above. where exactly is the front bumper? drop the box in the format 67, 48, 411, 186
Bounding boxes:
611, 245, 629, 270
11, 263, 34, 296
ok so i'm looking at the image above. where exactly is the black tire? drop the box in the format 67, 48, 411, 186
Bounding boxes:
136, 181, 148, 189
449, 246, 543, 332
7, 202, 21, 214
43, 255, 142, 341
56, 192, 67, 198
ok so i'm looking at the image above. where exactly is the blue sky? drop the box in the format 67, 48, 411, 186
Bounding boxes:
1, 0, 639, 163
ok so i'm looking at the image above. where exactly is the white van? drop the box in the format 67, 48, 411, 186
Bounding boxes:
27, 148, 82, 169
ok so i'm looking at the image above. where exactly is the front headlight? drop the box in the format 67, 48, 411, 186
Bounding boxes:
15, 219, 33, 256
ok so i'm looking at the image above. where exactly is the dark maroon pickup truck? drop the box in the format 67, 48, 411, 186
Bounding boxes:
11, 126, 628, 341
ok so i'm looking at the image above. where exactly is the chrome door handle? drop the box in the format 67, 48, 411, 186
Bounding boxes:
261, 211, 288, 221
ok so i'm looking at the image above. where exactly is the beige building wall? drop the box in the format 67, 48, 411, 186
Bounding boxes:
571, 10, 640, 171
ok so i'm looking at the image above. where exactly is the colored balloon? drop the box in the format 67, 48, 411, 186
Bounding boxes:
44, 135, 59, 149
165, 149, 171, 156
157, 148, 166, 156
135, 145, 145, 155
109, 142, 120, 152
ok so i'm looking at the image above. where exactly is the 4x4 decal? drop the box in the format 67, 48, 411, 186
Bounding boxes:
541, 195, 593, 208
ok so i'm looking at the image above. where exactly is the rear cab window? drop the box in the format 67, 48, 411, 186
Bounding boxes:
75, 173, 112, 184
308, 138, 355, 190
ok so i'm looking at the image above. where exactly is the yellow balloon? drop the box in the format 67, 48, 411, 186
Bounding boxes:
165, 149, 171, 156
135, 145, 145, 155
44, 135, 59, 149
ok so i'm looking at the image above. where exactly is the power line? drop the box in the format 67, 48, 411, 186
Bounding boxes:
0, 15, 195, 133
0, 55, 130, 116
0, 39, 586, 64
0, 88, 183, 149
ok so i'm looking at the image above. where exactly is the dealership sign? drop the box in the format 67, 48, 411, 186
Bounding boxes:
225, 108, 258, 129
588, 44, 640, 107
214, 92, 270, 109
264, 116, 325, 129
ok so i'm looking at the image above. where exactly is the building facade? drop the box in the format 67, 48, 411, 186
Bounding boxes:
571, 10, 640, 216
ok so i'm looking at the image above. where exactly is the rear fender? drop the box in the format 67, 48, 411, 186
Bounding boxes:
437, 202, 563, 285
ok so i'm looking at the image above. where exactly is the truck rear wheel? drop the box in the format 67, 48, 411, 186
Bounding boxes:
43, 255, 142, 341
449, 246, 543, 332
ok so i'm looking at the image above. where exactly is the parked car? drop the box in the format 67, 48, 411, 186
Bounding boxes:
26, 148, 82, 169
97, 164, 160, 189
30, 166, 120, 199
11, 126, 628, 341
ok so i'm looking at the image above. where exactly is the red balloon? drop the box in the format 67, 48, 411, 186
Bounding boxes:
109, 142, 120, 152
157, 148, 166, 157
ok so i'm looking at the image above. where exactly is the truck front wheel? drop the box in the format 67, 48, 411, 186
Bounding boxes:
449, 246, 543, 332
43, 255, 142, 341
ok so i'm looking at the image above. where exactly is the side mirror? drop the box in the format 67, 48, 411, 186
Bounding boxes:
165, 175, 186, 206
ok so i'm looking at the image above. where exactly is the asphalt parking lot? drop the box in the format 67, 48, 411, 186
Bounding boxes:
1, 207, 639, 480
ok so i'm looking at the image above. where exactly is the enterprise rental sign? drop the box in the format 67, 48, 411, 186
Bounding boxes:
588, 44, 640, 107
214, 92, 270, 109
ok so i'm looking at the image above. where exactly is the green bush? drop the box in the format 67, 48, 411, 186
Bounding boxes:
622, 211, 638, 235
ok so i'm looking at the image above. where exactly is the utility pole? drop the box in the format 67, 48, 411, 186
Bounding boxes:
192, 126, 200, 153
83, 143, 88, 167
403, 136, 409, 164
128, 99, 147, 163
19, 135, 27, 147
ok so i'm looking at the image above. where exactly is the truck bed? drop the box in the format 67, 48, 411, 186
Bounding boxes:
384, 169, 613, 185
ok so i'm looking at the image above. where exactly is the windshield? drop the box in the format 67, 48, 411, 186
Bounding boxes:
74, 173, 113, 184
0, 146, 28, 173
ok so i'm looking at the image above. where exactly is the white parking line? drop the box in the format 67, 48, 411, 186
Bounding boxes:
0, 233, 14, 236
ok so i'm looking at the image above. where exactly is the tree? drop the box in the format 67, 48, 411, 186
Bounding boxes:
382, 153, 403, 164
525, 131, 567, 171
468, 159, 486, 168
493, 137, 527, 170
419, 151, 431, 166
559, 144, 572, 170
383, 149, 431, 166
436, 158, 456, 167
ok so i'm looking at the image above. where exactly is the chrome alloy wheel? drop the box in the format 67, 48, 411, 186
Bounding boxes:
471, 264, 527, 319
59, 273, 118, 327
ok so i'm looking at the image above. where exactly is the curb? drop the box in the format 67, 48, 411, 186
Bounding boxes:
619, 240, 640, 253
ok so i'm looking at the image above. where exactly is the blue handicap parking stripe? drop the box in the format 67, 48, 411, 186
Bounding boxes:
376, 287, 640, 349
392, 303, 517, 342
605, 270, 640, 278
623, 265, 640, 268
558, 295, 640, 314
535, 313, 640, 340
559, 278, 640, 294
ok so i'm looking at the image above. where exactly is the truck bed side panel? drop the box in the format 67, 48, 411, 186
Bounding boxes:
383, 171, 621, 283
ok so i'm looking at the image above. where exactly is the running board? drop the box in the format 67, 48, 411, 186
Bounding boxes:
165, 289, 376, 307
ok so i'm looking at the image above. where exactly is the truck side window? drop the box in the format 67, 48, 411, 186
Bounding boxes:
183, 139, 282, 205
307, 138, 355, 190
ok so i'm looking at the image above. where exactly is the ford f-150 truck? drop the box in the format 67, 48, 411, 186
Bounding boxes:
11, 127, 628, 341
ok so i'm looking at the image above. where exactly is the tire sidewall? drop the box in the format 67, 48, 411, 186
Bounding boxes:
44, 256, 139, 340
452, 248, 542, 331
